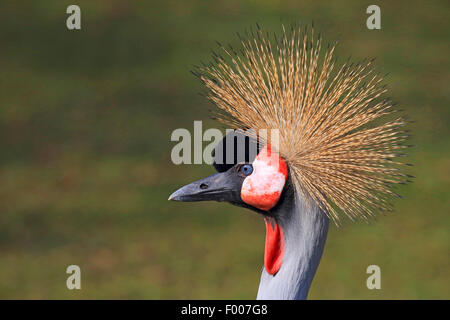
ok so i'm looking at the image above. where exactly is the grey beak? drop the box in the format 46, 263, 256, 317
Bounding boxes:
168, 171, 240, 203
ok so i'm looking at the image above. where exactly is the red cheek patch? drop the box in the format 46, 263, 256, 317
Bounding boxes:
241, 145, 288, 211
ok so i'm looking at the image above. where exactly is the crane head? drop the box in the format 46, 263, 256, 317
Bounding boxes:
169, 130, 289, 214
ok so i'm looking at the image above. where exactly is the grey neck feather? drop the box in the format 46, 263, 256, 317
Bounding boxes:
256, 192, 329, 300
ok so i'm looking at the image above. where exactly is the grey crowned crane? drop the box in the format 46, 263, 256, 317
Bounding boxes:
169, 25, 410, 300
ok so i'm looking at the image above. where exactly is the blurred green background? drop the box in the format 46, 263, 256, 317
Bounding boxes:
0, 1, 448, 299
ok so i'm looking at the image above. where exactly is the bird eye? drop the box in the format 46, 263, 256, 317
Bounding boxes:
240, 164, 253, 176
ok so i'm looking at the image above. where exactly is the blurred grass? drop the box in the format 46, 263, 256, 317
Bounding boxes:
0, 1, 448, 299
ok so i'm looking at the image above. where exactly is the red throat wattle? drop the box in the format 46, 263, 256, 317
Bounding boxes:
264, 219, 284, 275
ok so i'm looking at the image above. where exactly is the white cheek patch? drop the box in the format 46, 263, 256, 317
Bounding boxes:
241, 146, 288, 211
245, 159, 286, 195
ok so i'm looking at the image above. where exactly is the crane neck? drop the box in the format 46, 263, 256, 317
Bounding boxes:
256, 191, 329, 300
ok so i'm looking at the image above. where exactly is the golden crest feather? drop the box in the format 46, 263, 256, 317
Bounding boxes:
195, 24, 410, 224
